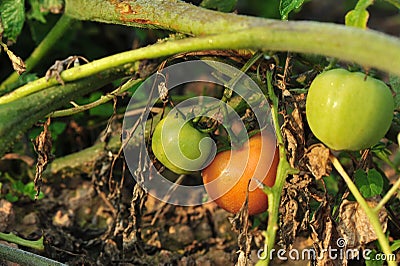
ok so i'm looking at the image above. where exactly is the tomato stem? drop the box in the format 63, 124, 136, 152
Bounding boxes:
0, 15, 75, 94
329, 154, 396, 266
256, 69, 298, 265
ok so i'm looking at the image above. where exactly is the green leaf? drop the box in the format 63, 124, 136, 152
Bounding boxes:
389, 74, 400, 110
345, 9, 370, 28
279, 0, 305, 20
365, 249, 384, 266
0, 0, 26, 42
391, 239, 400, 252
383, 0, 400, 9
27, 0, 47, 23
354, 169, 384, 198
200, 0, 237, 12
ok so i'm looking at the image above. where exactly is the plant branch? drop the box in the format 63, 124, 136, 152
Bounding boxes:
3, 19, 400, 105
0, 243, 64, 266
0, 15, 74, 93
257, 69, 298, 265
374, 176, 400, 212
0, 232, 44, 251
329, 154, 396, 266
50, 78, 142, 118
0, 64, 135, 156
63, 0, 400, 76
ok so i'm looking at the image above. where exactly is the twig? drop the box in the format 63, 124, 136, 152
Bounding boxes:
0, 243, 65, 266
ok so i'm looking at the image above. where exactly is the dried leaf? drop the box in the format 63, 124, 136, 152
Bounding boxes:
310, 199, 343, 266
337, 198, 387, 251
278, 174, 311, 250
229, 180, 252, 266
2, 44, 26, 74
33, 117, 54, 199
306, 144, 332, 180
281, 104, 305, 168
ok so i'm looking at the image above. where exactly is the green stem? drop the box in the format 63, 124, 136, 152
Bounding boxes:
0, 232, 44, 251
2, 20, 400, 105
0, 243, 64, 266
0, 15, 74, 93
63, 0, 400, 77
329, 154, 396, 266
256, 70, 298, 265
374, 176, 400, 212
0, 64, 133, 156
50, 78, 142, 118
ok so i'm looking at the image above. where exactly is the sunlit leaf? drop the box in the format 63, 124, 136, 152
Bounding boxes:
279, 0, 305, 20
345, 9, 370, 28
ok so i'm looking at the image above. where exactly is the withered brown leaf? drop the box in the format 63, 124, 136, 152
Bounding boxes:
3, 45, 26, 75
306, 144, 331, 180
310, 199, 343, 266
337, 198, 388, 251
33, 117, 54, 199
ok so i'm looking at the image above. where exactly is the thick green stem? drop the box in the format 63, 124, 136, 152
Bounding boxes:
0, 233, 44, 251
330, 155, 396, 266
0, 243, 64, 266
63, 0, 400, 76
0, 64, 134, 156
0, 15, 74, 93
3, 20, 400, 104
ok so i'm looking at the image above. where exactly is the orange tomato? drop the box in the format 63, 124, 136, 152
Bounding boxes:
202, 131, 278, 215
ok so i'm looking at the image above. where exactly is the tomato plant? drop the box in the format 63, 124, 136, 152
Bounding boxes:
151, 113, 214, 175
306, 68, 394, 151
202, 132, 279, 215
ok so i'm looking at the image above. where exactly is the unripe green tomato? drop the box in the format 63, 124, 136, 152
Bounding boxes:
151, 114, 213, 174
306, 69, 394, 151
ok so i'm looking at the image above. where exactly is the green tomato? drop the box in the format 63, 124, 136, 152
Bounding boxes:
306, 69, 394, 151
151, 113, 213, 174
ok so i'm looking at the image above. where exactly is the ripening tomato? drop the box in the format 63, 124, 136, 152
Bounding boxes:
306, 69, 394, 151
202, 132, 278, 215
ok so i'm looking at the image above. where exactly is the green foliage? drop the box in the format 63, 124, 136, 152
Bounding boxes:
365, 249, 384, 266
383, 0, 400, 9
345, 0, 374, 28
0, 173, 44, 202
391, 239, 400, 252
200, 0, 237, 12
279, 0, 305, 20
389, 74, 400, 110
0, 0, 25, 42
354, 169, 384, 198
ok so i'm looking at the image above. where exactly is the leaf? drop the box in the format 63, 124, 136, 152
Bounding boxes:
40, 0, 64, 13
391, 239, 400, 252
337, 199, 387, 250
306, 144, 331, 180
0, 0, 26, 42
383, 0, 400, 9
27, 0, 47, 23
279, 0, 305, 20
389, 74, 400, 110
365, 249, 384, 266
1, 44, 26, 75
354, 169, 383, 198
345, 9, 370, 28
200, 0, 237, 12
